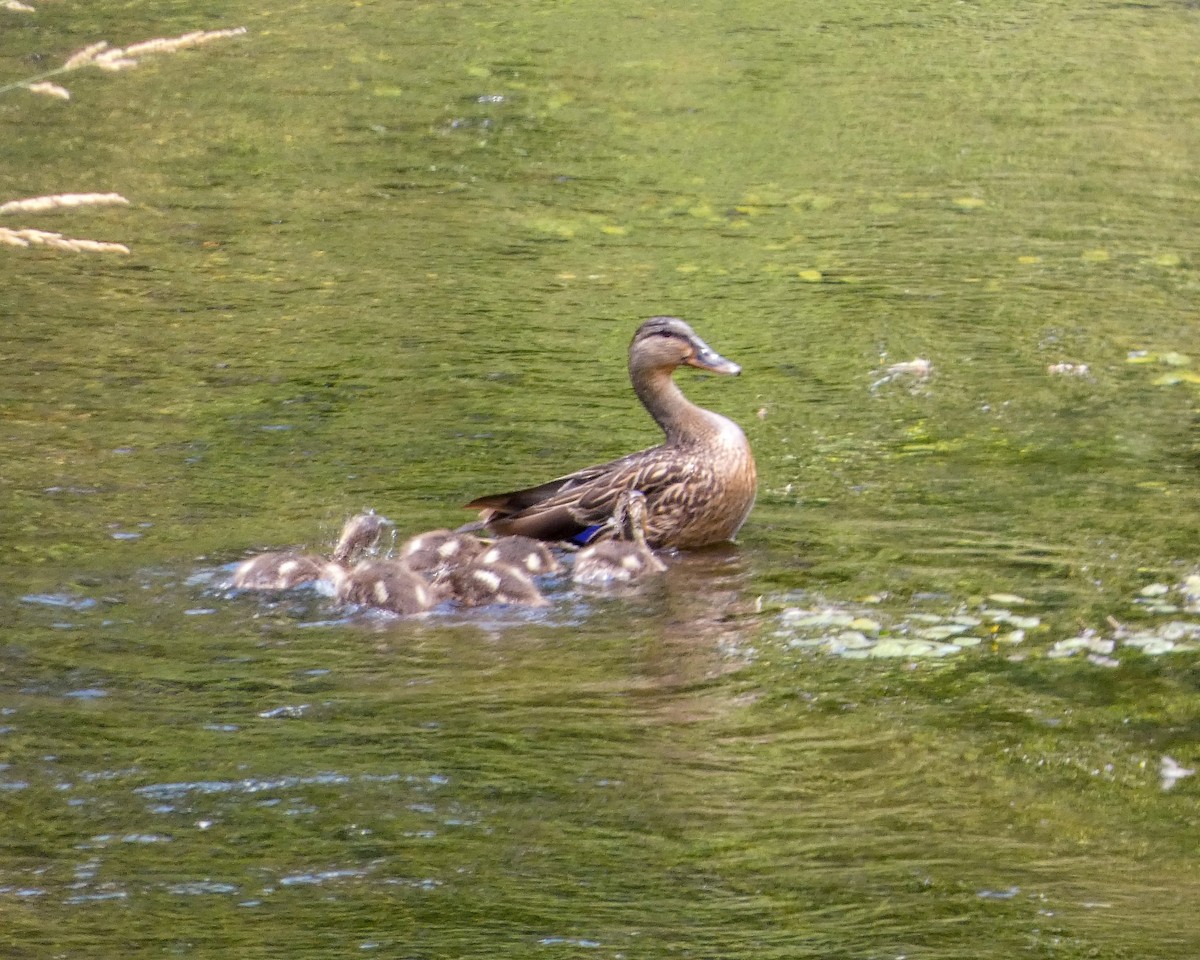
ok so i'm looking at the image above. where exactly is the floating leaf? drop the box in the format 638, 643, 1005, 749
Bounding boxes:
988, 592, 1029, 605
798, 268, 823, 283
1153, 253, 1181, 267
1158, 351, 1191, 367
599, 225, 627, 236
953, 197, 986, 210
1152, 371, 1200, 386
1017, 255, 1042, 264
1081, 249, 1109, 262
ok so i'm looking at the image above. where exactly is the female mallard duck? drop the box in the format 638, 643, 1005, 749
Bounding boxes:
465, 316, 756, 549
573, 491, 667, 586
231, 511, 392, 591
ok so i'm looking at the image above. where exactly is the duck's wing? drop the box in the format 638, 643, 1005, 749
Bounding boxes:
465, 446, 686, 542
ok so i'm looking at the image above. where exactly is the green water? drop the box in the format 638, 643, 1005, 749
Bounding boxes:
2, 0, 1199, 956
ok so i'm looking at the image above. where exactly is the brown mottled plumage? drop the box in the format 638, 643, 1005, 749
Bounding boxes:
231, 552, 336, 591
448, 559, 549, 608
465, 316, 756, 549
336, 559, 440, 615
331, 510, 394, 563
232, 511, 392, 590
399, 529, 486, 582
573, 491, 667, 586
478, 535, 562, 576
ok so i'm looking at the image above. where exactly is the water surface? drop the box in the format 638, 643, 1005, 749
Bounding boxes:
2, 1, 1199, 957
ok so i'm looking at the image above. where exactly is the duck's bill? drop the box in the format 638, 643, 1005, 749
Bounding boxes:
686, 338, 742, 375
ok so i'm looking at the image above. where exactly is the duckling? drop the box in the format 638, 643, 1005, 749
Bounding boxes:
572, 490, 667, 586
448, 558, 550, 608
336, 559, 440, 615
478, 535, 562, 576
399, 528, 486, 582
231, 511, 392, 591
331, 510, 394, 563
231, 551, 336, 591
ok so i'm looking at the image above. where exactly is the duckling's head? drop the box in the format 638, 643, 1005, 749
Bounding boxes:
614, 489, 651, 545
332, 511, 394, 563
631, 316, 741, 377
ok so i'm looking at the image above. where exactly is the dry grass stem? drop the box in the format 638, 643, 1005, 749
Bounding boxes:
0, 227, 130, 254
122, 28, 248, 58
94, 55, 139, 73
0, 192, 130, 214
63, 41, 110, 70
91, 28, 248, 72
3, 26, 247, 99
26, 82, 71, 100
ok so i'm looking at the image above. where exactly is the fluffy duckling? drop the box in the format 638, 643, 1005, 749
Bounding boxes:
336, 559, 440, 615
231, 552, 337, 591
399, 528, 486, 582
572, 491, 667, 586
331, 510, 394, 563
448, 558, 549, 608
231, 511, 392, 591
478, 535, 562, 577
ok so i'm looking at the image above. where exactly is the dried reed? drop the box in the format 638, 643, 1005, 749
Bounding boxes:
26, 82, 72, 100
0, 26, 247, 98
3, 26, 247, 254
0, 227, 130, 254
1, 194, 132, 253
0, 192, 130, 215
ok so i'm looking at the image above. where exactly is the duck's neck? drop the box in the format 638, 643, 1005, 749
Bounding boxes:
631, 363, 717, 446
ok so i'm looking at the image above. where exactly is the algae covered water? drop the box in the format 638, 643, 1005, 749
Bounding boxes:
2, 1, 1198, 957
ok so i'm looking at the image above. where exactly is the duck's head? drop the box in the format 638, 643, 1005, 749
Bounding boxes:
630, 316, 741, 377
